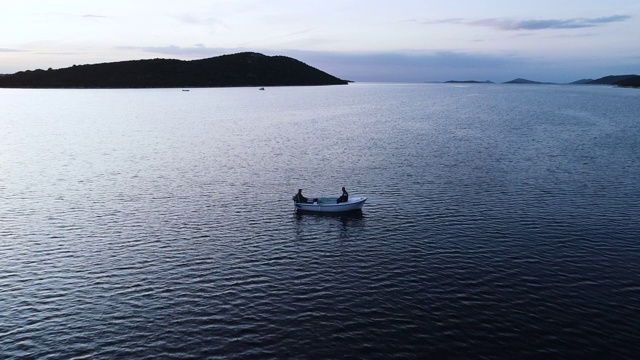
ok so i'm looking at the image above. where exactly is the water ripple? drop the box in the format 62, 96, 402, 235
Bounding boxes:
1, 85, 639, 359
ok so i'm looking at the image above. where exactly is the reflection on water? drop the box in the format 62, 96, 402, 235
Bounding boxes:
294, 209, 366, 240
294, 209, 364, 219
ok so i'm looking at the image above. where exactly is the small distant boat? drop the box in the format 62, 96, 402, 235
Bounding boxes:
259, 87, 265, 90
182, 89, 190, 91
292, 196, 367, 213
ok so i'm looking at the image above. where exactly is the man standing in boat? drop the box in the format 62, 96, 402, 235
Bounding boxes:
337, 187, 348, 203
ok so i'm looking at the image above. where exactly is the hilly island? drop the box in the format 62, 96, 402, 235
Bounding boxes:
0, 52, 348, 88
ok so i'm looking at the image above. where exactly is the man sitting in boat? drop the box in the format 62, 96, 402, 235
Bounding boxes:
295, 189, 308, 203
337, 187, 348, 203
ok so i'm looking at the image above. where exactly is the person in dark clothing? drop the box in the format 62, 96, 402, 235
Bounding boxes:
295, 189, 308, 203
337, 187, 348, 203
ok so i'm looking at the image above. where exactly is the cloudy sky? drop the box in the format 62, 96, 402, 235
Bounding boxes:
1, 0, 639, 82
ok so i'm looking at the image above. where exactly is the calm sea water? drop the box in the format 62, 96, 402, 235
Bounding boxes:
1, 83, 639, 359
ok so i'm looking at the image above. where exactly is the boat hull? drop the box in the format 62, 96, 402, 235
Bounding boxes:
294, 196, 367, 213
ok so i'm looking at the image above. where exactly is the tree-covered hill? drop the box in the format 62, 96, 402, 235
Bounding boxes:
598, 75, 640, 88
586, 75, 637, 85
0, 52, 348, 88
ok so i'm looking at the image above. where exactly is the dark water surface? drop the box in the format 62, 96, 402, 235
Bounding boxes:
2, 84, 639, 359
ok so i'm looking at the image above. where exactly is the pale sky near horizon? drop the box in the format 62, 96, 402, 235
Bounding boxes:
1, 0, 639, 83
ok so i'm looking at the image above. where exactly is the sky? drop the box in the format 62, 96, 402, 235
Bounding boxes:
1, 0, 639, 83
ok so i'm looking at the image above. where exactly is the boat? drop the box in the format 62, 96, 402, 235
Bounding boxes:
292, 195, 367, 213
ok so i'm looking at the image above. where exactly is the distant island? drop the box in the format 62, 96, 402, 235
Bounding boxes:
444, 80, 494, 84
503, 75, 639, 88
570, 79, 594, 84
587, 75, 640, 88
0, 52, 348, 88
443, 75, 639, 88
503, 78, 556, 85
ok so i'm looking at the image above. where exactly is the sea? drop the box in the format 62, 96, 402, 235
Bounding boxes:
1, 83, 639, 359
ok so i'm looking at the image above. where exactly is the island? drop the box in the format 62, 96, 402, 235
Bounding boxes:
444, 80, 494, 84
615, 76, 640, 88
0, 52, 348, 88
586, 74, 640, 88
502, 75, 640, 88
503, 78, 556, 85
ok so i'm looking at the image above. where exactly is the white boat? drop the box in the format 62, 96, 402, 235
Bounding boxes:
292, 196, 367, 213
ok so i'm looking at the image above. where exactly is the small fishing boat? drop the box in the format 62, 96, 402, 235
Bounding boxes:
292, 196, 367, 213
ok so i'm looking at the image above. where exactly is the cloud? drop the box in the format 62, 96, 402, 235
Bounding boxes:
430, 15, 631, 31
173, 14, 225, 27
472, 15, 631, 30
0, 48, 27, 52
